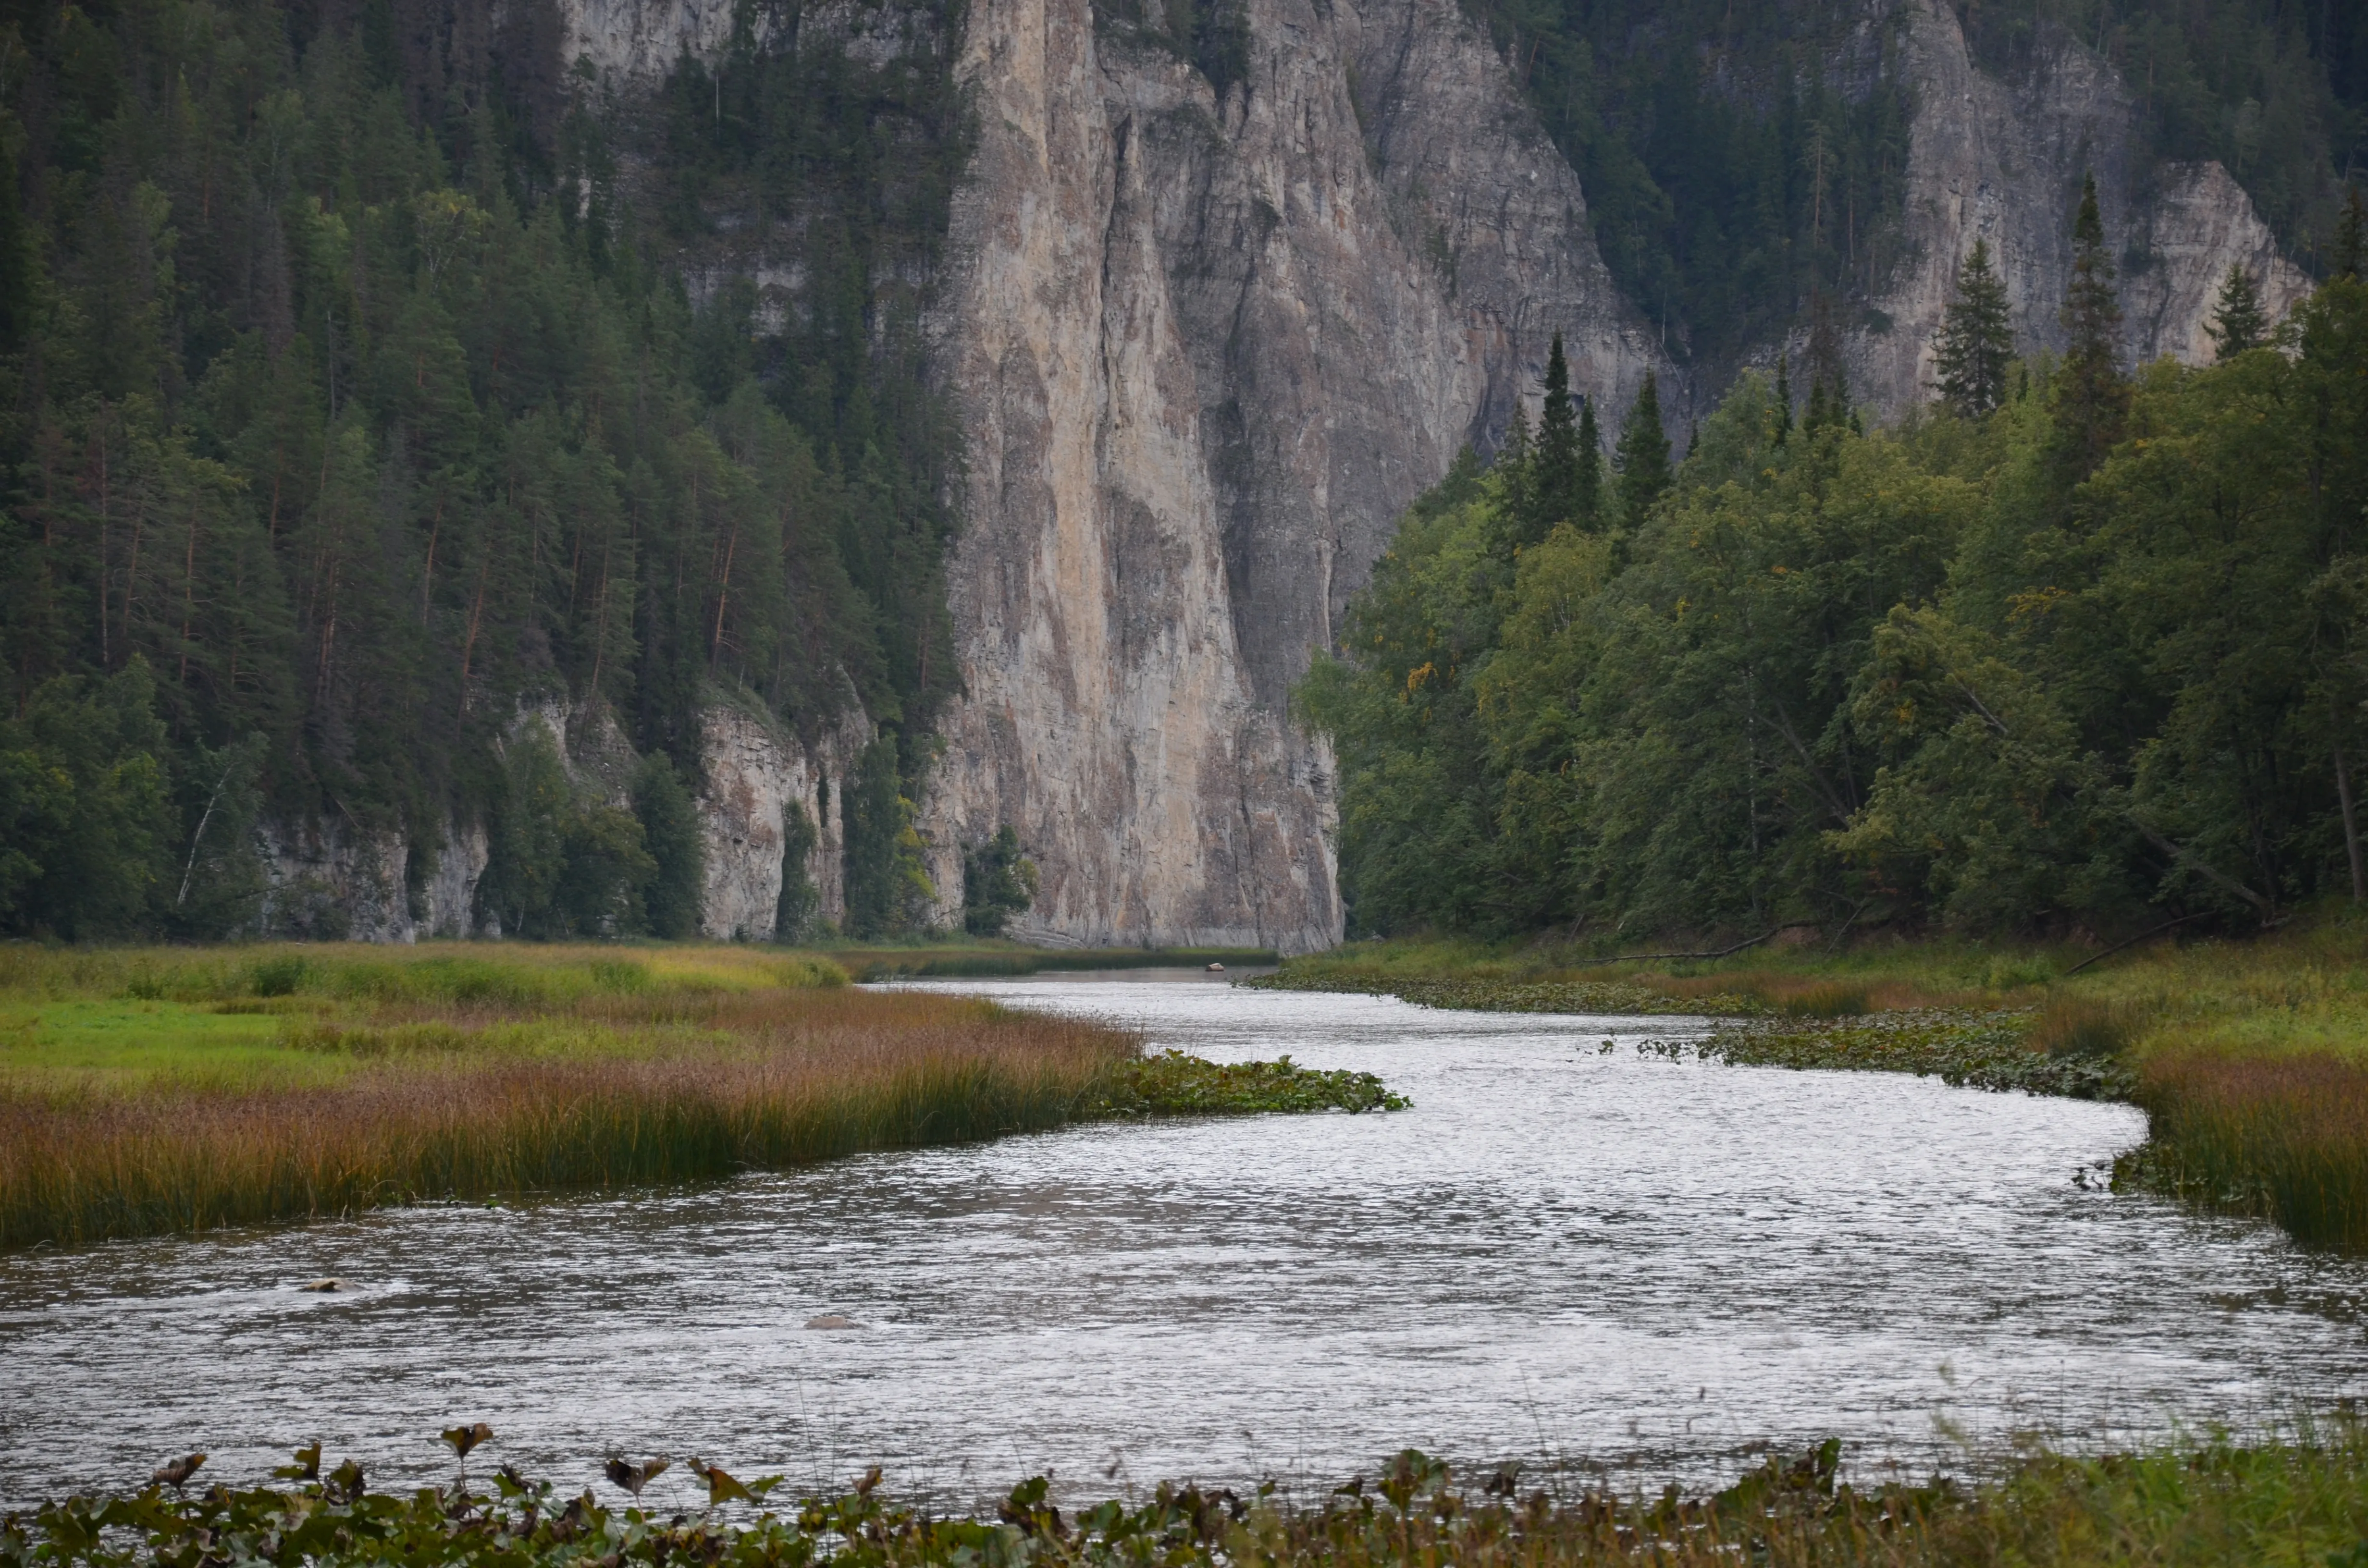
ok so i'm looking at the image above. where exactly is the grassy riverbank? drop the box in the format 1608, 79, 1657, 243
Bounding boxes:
1257, 922, 2368, 1250
8, 1428, 2365, 1568
0, 944, 1392, 1251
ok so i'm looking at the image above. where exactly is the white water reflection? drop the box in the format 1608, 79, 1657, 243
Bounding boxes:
1, 972, 2363, 1510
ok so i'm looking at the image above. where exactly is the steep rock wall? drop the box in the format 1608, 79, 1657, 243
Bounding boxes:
1850, 0, 2310, 413
696, 703, 868, 941
256, 699, 854, 942
912, 0, 1666, 951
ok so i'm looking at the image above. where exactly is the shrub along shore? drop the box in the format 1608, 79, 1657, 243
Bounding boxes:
0, 944, 1393, 1251
7, 1426, 2366, 1568
1256, 920, 2368, 1252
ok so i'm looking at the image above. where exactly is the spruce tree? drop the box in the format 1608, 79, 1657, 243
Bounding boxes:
1529, 331, 1582, 542
2053, 172, 2127, 478
1614, 372, 1673, 529
2206, 264, 2269, 360
1935, 237, 2014, 416
2336, 187, 2367, 281
1772, 355, 1793, 446
1574, 394, 1603, 530
1802, 295, 1849, 433
1495, 398, 1534, 534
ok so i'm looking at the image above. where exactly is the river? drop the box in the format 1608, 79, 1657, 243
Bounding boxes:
1, 972, 2363, 1510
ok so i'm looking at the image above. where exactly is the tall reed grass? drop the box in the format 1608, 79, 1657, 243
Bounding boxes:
2128, 1050, 2368, 1250
0, 947, 1134, 1249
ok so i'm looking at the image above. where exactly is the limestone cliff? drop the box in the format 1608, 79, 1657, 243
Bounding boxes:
908, 0, 1668, 951
1849, 0, 2310, 413
258, 698, 862, 943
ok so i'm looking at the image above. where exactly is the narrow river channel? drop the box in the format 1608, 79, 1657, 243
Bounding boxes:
2, 973, 2364, 1509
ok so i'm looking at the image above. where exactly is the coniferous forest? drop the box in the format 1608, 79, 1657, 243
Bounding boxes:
1304, 187, 2368, 941
0, 0, 968, 939
1, 0, 2365, 944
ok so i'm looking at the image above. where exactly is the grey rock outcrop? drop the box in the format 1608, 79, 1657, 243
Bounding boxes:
696, 702, 868, 941
259, 697, 856, 943
1850, 0, 2310, 414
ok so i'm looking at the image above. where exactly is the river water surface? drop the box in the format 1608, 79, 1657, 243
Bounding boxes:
3, 973, 2365, 1508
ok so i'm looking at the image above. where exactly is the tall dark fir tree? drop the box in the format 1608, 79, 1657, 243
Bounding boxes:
1614, 373, 1673, 529
1574, 395, 1603, 530
2054, 173, 2128, 479
1527, 331, 1585, 542
1935, 238, 2014, 416
2207, 265, 2269, 359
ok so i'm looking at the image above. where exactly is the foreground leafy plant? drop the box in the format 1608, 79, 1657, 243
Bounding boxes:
8, 1428, 2368, 1568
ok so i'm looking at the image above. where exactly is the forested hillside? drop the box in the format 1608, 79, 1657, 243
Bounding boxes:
1302, 191, 2368, 940
0, 0, 968, 938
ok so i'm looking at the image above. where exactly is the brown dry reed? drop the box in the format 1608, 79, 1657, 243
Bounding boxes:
0, 947, 1136, 1250
2131, 1049, 2368, 1251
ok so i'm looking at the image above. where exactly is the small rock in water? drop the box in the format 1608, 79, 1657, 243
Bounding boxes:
804, 1313, 858, 1330
299, 1278, 355, 1293
1205, 962, 1225, 973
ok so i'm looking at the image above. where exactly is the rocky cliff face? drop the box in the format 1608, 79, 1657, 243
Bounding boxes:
906, 0, 1668, 951
258, 698, 862, 943
411, 0, 2315, 955
1849, 0, 2309, 412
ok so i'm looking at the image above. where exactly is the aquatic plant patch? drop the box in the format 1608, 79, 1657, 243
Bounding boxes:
1246, 972, 1765, 1017
1086, 1051, 1410, 1115
1681, 1011, 2138, 1101
9, 1427, 2368, 1568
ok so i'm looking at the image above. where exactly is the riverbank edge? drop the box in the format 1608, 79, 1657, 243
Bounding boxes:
10, 1426, 2364, 1568
1250, 935, 2368, 1250
1244, 971, 2133, 1099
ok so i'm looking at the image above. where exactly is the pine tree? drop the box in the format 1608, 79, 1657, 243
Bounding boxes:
1772, 355, 1793, 446
1614, 372, 1673, 529
2053, 172, 2127, 479
2335, 187, 2367, 281
1935, 237, 2014, 416
1802, 294, 1849, 433
1495, 398, 1534, 531
1529, 331, 1582, 542
2206, 265, 2269, 360
1574, 395, 1603, 530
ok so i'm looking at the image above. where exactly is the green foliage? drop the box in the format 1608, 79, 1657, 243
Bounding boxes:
2053, 172, 2129, 478
961, 826, 1039, 938
1935, 238, 2014, 416
0, 662, 174, 938
840, 735, 935, 939
1612, 371, 1673, 527
2206, 262, 2269, 358
483, 724, 659, 938
633, 758, 704, 940
1087, 1050, 1410, 1115
1303, 254, 2368, 942
0, 0, 971, 942
1524, 331, 1593, 541
10, 1427, 2368, 1568
775, 801, 821, 944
